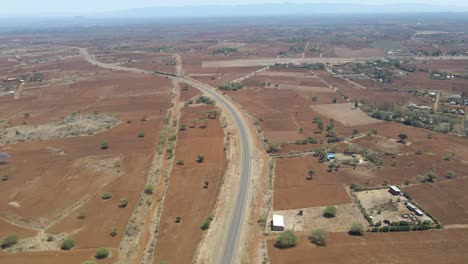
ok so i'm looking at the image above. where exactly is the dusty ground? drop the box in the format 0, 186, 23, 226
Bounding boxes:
268, 229, 468, 264
269, 203, 368, 233
153, 105, 227, 264
404, 177, 468, 225
356, 188, 433, 224
311, 103, 383, 127
273, 156, 351, 210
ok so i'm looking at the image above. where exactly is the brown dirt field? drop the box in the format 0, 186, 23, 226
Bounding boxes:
314, 70, 414, 105
416, 60, 468, 74
153, 105, 227, 264
179, 84, 200, 102
0, 249, 115, 264
268, 229, 468, 264
332, 122, 468, 188
226, 87, 347, 143
0, 65, 172, 254
332, 46, 385, 57
0, 219, 36, 239
404, 177, 468, 225
274, 156, 351, 210
310, 103, 383, 127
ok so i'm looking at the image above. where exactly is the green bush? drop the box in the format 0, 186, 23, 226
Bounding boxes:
197, 154, 205, 163
61, 238, 75, 250
144, 184, 154, 195
101, 193, 112, 200
110, 227, 118, 237
119, 198, 129, 208
100, 141, 109, 150
177, 159, 184, 165
218, 82, 245, 91
348, 223, 364, 236
275, 230, 297, 248
138, 131, 145, 138
201, 215, 214, 230
95, 247, 110, 259
1, 234, 19, 249
309, 229, 328, 246
175, 216, 182, 223
323, 206, 337, 218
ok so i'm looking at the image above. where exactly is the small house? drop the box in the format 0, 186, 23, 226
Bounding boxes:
327, 153, 336, 160
389, 185, 402, 195
272, 215, 285, 231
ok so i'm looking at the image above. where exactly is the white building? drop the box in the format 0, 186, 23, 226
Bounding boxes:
272, 215, 285, 231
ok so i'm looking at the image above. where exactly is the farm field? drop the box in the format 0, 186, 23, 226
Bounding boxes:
268, 229, 468, 264
0, 49, 173, 261
153, 105, 227, 264
274, 156, 350, 210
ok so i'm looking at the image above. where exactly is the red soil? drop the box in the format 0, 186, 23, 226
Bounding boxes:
153, 105, 227, 264
404, 177, 468, 225
268, 229, 468, 264
274, 156, 350, 210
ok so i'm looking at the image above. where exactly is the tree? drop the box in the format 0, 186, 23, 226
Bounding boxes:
61, 238, 75, 250
355, 101, 358, 108
398, 134, 408, 143
197, 154, 205, 163
138, 131, 145, 138
203, 180, 210, 188
317, 120, 324, 132
95, 247, 110, 259
1, 234, 19, 249
175, 216, 182, 223
275, 230, 298, 248
323, 206, 337, 218
332, 98, 337, 103
307, 169, 315, 180
309, 229, 328, 246
177, 159, 184, 165
349, 223, 364, 236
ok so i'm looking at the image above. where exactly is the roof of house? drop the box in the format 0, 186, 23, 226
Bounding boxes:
272, 215, 284, 227
389, 185, 401, 193
327, 153, 336, 158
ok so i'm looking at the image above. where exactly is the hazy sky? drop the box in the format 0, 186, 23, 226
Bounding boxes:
3, 0, 468, 15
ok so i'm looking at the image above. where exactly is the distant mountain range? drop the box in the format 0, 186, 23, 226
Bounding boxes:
110, 3, 468, 18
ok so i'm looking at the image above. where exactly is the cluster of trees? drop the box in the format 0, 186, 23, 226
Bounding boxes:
213, 47, 239, 55
218, 82, 245, 91
361, 101, 465, 135
196, 95, 215, 105
370, 220, 442, 233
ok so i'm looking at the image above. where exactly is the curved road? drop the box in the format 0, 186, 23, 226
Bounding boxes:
77, 47, 252, 264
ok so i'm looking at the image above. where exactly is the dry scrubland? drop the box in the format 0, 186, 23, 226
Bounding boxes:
0, 18, 468, 264
0, 45, 172, 263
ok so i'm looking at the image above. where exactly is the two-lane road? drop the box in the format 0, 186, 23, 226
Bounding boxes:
77, 47, 252, 264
